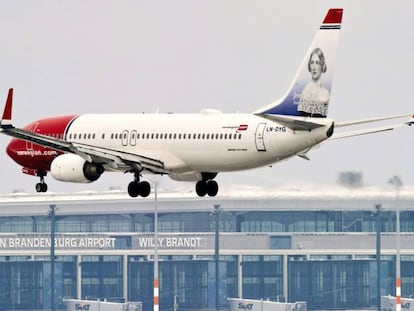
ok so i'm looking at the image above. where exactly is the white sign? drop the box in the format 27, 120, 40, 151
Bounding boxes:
136, 236, 203, 249
0, 237, 116, 249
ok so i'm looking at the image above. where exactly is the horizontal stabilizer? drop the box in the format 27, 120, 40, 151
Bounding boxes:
258, 114, 327, 131
335, 114, 412, 128
331, 123, 409, 139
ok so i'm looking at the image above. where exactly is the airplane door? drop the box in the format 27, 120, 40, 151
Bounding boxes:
255, 123, 266, 152
121, 130, 129, 146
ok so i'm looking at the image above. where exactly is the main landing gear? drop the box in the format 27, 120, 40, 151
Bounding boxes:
126, 171, 219, 198
195, 180, 219, 197
127, 172, 151, 198
35, 172, 48, 193
195, 173, 219, 197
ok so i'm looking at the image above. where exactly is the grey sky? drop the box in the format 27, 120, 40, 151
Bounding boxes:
0, 1, 413, 194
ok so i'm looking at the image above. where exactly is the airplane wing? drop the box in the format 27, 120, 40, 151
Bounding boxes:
0, 89, 166, 174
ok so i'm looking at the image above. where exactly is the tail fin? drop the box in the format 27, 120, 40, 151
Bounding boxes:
255, 8, 343, 118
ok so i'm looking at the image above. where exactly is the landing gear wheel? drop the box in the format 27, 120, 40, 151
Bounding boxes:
139, 181, 151, 197
128, 181, 140, 197
127, 180, 151, 198
35, 182, 48, 193
206, 180, 218, 197
196, 181, 207, 197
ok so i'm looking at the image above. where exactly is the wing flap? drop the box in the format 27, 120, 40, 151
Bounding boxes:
73, 143, 166, 173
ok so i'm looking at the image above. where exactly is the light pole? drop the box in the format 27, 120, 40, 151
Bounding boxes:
389, 175, 403, 311
48, 204, 56, 311
212, 204, 222, 311
375, 204, 382, 311
154, 183, 159, 311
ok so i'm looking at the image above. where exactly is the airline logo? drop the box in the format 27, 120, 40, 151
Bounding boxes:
237, 124, 248, 131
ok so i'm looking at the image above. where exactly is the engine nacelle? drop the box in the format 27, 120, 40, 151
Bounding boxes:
50, 154, 104, 183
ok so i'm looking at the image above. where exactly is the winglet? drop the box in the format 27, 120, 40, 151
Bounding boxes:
1, 88, 13, 127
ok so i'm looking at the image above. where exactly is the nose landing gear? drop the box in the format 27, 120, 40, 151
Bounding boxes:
35, 172, 48, 193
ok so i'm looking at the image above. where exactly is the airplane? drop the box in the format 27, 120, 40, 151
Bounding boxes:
0, 8, 413, 198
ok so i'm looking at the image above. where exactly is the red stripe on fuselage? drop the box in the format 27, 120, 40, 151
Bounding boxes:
6, 115, 78, 172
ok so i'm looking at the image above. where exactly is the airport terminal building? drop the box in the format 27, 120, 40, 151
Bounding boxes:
0, 186, 414, 311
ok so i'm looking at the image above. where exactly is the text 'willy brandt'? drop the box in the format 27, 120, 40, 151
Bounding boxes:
138, 237, 203, 248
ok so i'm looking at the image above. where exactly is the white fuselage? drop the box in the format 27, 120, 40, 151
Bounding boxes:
64, 111, 333, 180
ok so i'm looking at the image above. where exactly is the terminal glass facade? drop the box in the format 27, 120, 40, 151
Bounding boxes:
2, 210, 414, 234
0, 203, 414, 310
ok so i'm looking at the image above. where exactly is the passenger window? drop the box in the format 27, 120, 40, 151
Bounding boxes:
101, 134, 105, 139
174, 134, 177, 139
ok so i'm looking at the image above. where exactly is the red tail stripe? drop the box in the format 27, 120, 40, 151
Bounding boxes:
323, 8, 343, 24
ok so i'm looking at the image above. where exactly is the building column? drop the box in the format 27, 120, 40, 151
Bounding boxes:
77, 255, 82, 299
238, 254, 243, 298
123, 254, 128, 302
283, 254, 288, 302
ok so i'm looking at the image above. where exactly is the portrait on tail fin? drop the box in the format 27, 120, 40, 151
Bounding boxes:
298, 47, 330, 117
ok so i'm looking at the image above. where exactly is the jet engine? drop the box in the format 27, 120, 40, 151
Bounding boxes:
50, 154, 104, 183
